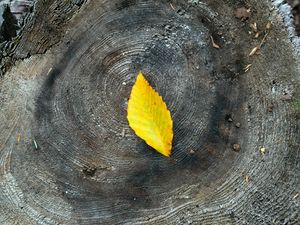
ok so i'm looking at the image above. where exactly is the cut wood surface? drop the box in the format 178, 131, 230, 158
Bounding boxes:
0, 0, 299, 224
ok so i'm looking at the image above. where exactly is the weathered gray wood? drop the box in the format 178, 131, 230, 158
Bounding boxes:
0, 0, 299, 224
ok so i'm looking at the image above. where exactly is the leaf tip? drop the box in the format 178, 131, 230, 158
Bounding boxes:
137, 70, 145, 80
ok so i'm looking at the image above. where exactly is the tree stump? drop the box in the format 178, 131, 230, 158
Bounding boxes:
0, 0, 299, 224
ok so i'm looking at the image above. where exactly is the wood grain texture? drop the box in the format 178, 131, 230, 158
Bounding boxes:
0, 0, 299, 224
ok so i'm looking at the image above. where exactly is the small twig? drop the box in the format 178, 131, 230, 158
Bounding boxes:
170, 3, 175, 10
47, 67, 53, 75
33, 139, 38, 150
244, 64, 252, 72
259, 33, 268, 49
17, 132, 21, 144
293, 193, 299, 200
249, 46, 259, 56
249, 32, 268, 56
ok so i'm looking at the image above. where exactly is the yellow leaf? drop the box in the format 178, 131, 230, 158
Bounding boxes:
127, 71, 173, 157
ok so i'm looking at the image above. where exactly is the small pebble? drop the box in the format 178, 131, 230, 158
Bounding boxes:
226, 113, 233, 122
235, 122, 241, 128
232, 143, 241, 151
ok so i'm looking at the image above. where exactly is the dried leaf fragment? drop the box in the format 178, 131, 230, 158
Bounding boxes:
249, 46, 259, 56
260, 147, 266, 155
210, 35, 220, 49
266, 21, 272, 30
170, 3, 175, 10
245, 175, 250, 183
244, 64, 252, 72
127, 71, 173, 157
232, 143, 241, 151
250, 22, 258, 33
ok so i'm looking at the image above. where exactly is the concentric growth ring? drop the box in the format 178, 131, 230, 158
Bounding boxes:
33, 1, 230, 221
1, 1, 298, 225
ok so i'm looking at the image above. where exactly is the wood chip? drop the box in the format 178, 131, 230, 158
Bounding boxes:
244, 64, 252, 72
233, 143, 241, 151
250, 22, 258, 33
245, 175, 250, 183
249, 46, 259, 56
293, 193, 299, 200
210, 35, 220, 49
47, 67, 53, 75
170, 3, 175, 10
